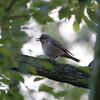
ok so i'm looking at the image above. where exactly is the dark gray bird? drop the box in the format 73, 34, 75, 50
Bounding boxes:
36, 34, 80, 62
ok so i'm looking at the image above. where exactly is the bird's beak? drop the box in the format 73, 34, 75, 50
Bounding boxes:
36, 38, 40, 41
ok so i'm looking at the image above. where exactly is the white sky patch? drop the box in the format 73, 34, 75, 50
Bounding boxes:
70, 44, 93, 66
59, 16, 77, 43
21, 42, 43, 57
49, 7, 60, 21
20, 76, 45, 91
80, 93, 88, 100
21, 18, 44, 56
90, 33, 96, 45
58, 16, 94, 65
22, 18, 42, 37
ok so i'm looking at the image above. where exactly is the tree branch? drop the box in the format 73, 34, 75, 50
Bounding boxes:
11, 54, 91, 89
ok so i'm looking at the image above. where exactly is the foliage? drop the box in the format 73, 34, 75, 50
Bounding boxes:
0, 0, 99, 100
29, 0, 98, 32
0, 0, 30, 99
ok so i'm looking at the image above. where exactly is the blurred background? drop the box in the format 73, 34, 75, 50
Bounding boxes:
0, 0, 97, 100
20, 16, 95, 100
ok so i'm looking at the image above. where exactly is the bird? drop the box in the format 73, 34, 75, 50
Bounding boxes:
36, 34, 80, 62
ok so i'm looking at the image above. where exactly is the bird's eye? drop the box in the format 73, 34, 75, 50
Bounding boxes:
42, 36, 46, 39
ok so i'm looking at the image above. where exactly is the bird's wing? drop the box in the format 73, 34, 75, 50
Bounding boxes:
50, 39, 74, 56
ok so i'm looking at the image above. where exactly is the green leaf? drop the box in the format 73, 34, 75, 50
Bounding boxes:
73, 21, 79, 32
39, 84, 54, 94
79, 78, 90, 83
11, 73, 24, 83
0, 8, 4, 17
33, 9, 53, 24
83, 15, 98, 33
78, 66, 91, 74
0, 46, 12, 57
54, 91, 67, 98
0, 90, 7, 99
87, 7, 96, 23
2, 71, 24, 83
32, 0, 44, 7
18, 63, 29, 74
0, 78, 12, 84
91, 2, 98, 10
74, 6, 84, 24
1, 71, 12, 78
59, 7, 71, 20
39, 3, 49, 14
40, 61, 54, 70
34, 77, 44, 82
39, 84, 67, 99
59, 8, 67, 19
29, 65, 37, 75
49, 0, 65, 10
75, 13, 82, 24
7, 87, 24, 100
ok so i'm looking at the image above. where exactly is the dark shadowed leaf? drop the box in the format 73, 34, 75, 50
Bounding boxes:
75, 12, 82, 24
0, 78, 12, 84
7, 87, 24, 100
87, 7, 96, 23
10, 73, 24, 83
59, 7, 71, 20
83, 15, 98, 32
33, 9, 53, 24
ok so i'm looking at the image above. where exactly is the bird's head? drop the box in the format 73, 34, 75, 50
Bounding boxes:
36, 34, 49, 43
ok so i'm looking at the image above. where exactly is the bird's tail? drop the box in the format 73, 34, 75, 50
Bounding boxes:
62, 54, 80, 63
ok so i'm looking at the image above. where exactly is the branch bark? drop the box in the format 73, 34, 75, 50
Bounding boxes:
11, 54, 91, 89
